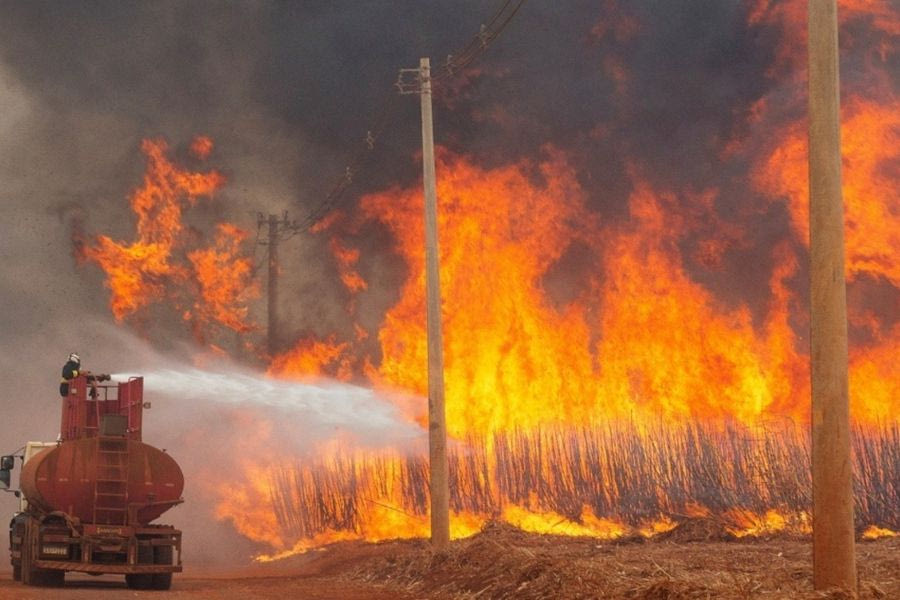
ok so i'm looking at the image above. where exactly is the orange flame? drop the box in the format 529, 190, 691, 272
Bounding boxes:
268, 337, 353, 380
329, 237, 367, 293
81, 137, 258, 339
310, 152, 823, 434
187, 223, 259, 333
190, 135, 215, 160
247, 133, 896, 554
862, 525, 898, 540
250, 82, 897, 548
753, 99, 900, 287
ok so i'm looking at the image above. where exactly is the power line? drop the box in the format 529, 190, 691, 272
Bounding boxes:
289, 0, 527, 234
433, 0, 524, 83
293, 91, 402, 232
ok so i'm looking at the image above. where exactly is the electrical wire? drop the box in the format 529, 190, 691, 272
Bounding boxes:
283, 0, 527, 236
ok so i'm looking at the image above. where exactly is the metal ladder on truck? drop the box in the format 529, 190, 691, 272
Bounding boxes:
93, 437, 130, 526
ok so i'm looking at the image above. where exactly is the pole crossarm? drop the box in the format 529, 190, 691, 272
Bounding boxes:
257, 210, 303, 243
396, 68, 427, 95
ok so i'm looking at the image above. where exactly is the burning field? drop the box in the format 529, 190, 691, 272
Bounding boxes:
66, 0, 899, 562
72, 136, 900, 562
0, 0, 897, 595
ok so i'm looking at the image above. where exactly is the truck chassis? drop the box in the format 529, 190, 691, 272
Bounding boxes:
10, 511, 182, 589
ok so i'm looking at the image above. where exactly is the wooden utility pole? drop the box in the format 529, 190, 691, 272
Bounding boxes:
398, 57, 450, 549
808, 0, 856, 592
258, 212, 299, 358
267, 214, 279, 357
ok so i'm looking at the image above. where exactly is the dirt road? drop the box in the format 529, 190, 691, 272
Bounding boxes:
0, 573, 406, 600
1, 522, 897, 599
0, 543, 413, 600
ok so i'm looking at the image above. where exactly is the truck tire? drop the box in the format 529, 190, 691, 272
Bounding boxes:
125, 541, 155, 589
37, 570, 64, 586
11, 518, 23, 581
20, 518, 65, 587
19, 518, 35, 585
151, 545, 174, 590
151, 572, 173, 590
125, 573, 154, 589
9, 517, 23, 581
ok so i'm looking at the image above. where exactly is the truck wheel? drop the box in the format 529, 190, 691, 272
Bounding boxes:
20, 520, 65, 587
19, 518, 35, 585
10, 517, 24, 581
151, 573, 173, 590
19, 518, 65, 587
126, 542, 155, 589
36, 570, 65, 587
151, 545, 174, 590
125, 573, 154, 589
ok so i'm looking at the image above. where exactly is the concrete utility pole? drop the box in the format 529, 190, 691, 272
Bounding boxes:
258, 212, 299, 358
398, 57, 450, 549
808, 0, 857, 592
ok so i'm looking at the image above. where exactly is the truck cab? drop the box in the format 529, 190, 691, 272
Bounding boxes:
5, 442, 67, 584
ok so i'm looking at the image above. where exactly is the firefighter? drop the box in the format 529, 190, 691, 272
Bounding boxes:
59, 352, 82, 396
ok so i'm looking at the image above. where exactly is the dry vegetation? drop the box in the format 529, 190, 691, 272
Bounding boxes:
342, 521, 900, 599
268, 422, 899, 542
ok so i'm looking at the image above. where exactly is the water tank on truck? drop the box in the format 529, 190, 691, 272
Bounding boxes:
2, 374, 184, 589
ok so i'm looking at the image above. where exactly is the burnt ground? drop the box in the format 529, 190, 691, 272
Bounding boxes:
0, 521, 897, 599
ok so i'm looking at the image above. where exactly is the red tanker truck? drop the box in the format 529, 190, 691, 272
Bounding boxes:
1, 374, 184, 589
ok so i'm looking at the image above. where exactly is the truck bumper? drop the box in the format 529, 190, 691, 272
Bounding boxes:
33, 559, 182, 574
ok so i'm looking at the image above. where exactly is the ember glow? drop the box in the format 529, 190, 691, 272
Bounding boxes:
242, 422, 898, 561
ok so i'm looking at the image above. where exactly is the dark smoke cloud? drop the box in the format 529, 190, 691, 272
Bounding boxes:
0, 0, 786, 342
0, 0, 896, 564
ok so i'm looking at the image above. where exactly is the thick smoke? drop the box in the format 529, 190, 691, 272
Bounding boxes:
0, 1, 832, 350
